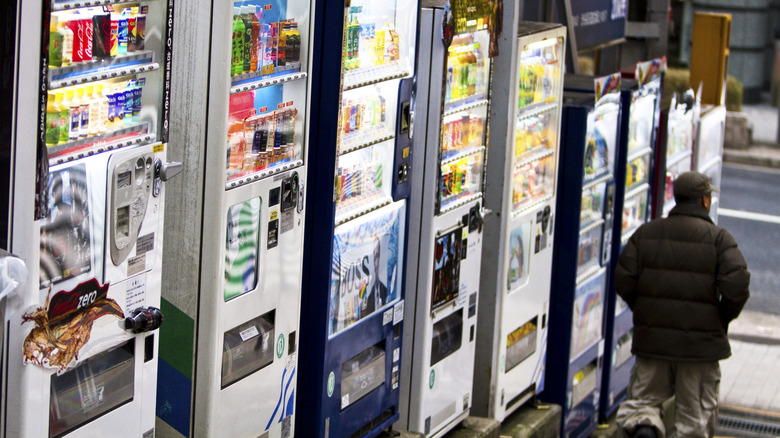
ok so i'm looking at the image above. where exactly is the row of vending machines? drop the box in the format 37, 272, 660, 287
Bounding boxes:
1, 0, 725, 437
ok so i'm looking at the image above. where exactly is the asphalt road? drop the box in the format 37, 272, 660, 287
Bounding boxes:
719, 163, 780, 315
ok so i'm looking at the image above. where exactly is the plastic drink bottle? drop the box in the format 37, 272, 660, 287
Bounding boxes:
95, 83, 109, 134
76, 86, 89, 138
67, 89, 80, 141
56, 91, 69, 144
241, 6, 252, 73
49, 17, 63, 68
46, 92, 60, 146
250, 6, 260, 72
59, 17, 73, 66
232, 8, 244, 76
87, 84, 100, 136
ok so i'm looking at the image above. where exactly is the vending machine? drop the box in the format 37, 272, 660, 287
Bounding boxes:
400, 1, 499, 436
5, 1, 177, 437
652, 88, 700, 219
161, 1, 316, 437
693, 104, 726, 223
297, 0, 418, 437
473, 19, 566, 421
542, 75, 622, 438
597, 61, 664, 423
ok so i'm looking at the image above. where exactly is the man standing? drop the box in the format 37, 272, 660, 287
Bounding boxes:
615, 171, 750, 438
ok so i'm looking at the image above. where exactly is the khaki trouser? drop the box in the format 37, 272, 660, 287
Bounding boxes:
616, 357, 721, 438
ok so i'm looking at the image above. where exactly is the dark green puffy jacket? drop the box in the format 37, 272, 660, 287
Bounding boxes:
615, 201, 750, 361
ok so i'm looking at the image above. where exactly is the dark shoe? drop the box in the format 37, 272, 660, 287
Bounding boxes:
633, 425, 657, 438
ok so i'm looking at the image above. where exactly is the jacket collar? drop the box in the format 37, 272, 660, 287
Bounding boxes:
669, 201, 714, 224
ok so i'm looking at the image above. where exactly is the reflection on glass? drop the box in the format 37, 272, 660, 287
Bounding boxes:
507, 221, 532, 291
40, 164, 93, 288
224, 198, 261, 301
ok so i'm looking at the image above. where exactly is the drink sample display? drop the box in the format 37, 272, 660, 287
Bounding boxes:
42, 3, 163, 165
230, 5, 303, 80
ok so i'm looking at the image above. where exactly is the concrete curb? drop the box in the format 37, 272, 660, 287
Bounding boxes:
723, 146, 780, 169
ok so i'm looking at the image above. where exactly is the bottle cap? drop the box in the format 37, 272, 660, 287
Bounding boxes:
86, 84, 94, 94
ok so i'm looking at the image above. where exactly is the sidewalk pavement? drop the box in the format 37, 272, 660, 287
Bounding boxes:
719, 103, 780, 421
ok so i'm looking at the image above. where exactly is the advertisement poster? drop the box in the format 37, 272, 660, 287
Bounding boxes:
22, 279, 124, 371
570, 272, 605, 358
507, 221, 531, 291
40, 164, 93, 288
224, 198, 261, 301
431, 227, 463, 312
329, 203, 403, 335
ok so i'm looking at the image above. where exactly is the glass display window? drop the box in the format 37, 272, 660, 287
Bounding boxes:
224, 197, 262, 301
517, 37, 563, 111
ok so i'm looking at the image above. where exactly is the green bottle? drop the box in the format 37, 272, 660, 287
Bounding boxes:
241, 6, 252, 73
232, 7, 245, 76
346, 7, 360, 69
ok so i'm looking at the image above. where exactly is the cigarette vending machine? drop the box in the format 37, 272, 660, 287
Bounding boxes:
297, 0, 418, 437
542, 75, 622, 438
6, 1, 177, 436
652, 88, 700, 219
474, 20, 566, 421
598, 60, 664, 423
693, 104, 725, 223
400, 1, 500, 436
171, 1, 316, 437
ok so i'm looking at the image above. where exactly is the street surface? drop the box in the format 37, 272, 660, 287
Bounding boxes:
719, 163, 780, 315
